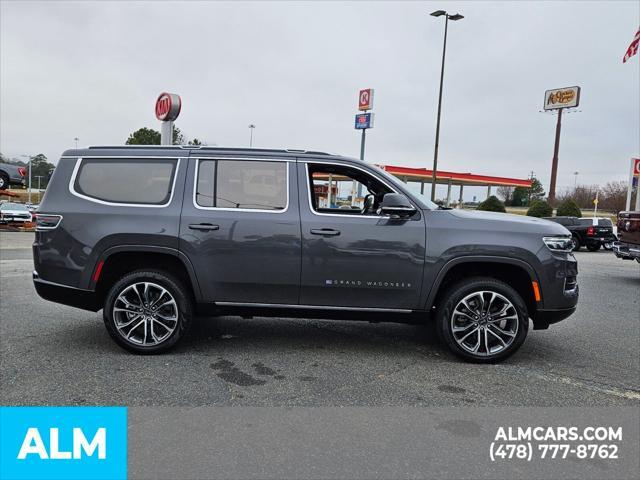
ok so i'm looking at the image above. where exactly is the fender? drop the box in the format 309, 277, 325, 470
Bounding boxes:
88, 245, 204, 302
423, 255, 540, 310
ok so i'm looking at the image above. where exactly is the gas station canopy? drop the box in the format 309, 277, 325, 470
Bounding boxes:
378, 165, 532, 188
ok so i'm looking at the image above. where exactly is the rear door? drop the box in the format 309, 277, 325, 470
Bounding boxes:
179, 155, 301, 304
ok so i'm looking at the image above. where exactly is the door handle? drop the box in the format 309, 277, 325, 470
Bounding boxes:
310, 228, 340, 236
188, 223, 220, 231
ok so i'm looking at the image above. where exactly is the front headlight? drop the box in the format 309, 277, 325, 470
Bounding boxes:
543, 236, 574, 253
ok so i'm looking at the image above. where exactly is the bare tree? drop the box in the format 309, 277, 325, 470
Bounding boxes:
496, 186, 514, 205
600, 181, 629, 213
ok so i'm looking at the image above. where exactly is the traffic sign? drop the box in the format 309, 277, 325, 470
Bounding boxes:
358, 88, 374, 111
355, 113, 374, 129
633, 157, 640, 176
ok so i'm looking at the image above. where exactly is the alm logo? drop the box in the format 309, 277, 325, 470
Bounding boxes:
17, 427, 106, 460
0, 407, 126, 480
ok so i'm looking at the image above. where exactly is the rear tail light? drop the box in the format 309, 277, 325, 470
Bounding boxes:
35, 214, 62, 230
587, 226, 595, 236
18, 167, 26, 177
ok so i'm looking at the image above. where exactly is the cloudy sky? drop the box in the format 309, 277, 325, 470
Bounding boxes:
1, 0, 638, 200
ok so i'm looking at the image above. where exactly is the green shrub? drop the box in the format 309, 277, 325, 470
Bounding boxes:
526, 200, 553, 218
556, 198, 582, 217
477, 195, 506, 213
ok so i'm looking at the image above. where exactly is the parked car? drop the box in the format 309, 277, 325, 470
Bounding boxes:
0, 163, 26, 190
613, 210, 640, 263
543, 216, 617, 251
32, 146, 579, 362
0, 202, 32, 223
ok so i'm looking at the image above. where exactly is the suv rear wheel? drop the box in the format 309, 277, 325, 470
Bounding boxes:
436, 277, 529, 363
571, 235, 581, 251
586, 243, 601, 252
103, 270, 193, 354
0, 172, 9, 190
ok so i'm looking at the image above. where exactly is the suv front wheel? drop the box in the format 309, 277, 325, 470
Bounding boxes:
103, 270, 193, 354
436, 277, 529, 363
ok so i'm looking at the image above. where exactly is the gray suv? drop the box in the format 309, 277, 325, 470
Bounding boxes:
33, 146, 578, 361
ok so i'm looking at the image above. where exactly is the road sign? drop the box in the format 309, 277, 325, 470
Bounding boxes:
633, 157, 640, 176
544, 86, 580, 110
355, 113, 374, 129
155, 92, 181, 121
358, 88, 374, 111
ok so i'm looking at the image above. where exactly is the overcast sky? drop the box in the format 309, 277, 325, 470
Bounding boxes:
1, 0, 638, 200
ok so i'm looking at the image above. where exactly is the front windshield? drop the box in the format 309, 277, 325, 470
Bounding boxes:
371, 165, 439, 210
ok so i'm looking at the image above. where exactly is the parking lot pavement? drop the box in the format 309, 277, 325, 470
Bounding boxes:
1, 231, 639, 407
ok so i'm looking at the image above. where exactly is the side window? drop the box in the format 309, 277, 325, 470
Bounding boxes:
195, 159, 287, 211
74, 158, 177, 205
307, 164, 392, 215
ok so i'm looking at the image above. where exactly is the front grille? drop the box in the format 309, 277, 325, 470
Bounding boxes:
564, 275, 577, 292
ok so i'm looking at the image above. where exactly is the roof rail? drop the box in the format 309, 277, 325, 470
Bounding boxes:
86, 145, 332, 155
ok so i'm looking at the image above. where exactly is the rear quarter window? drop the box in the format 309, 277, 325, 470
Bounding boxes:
73, 158, 178, 205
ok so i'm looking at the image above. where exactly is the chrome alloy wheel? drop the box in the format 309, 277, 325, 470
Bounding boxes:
450, 290, 519, 357
113, 282, 178, 346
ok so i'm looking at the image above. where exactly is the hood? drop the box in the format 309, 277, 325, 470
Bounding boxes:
444, 209, 570, 236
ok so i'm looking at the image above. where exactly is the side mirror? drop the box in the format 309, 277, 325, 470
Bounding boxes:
380, 193, 417, 218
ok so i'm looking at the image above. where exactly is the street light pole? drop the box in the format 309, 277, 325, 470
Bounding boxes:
74, 137, 79, 149
429, 10, 464, 202
248, 124, 255, 148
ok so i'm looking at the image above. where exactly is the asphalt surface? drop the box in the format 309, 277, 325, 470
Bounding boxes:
1, 231, 639, 407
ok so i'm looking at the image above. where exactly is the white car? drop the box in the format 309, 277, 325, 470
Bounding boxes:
0, 202, 32, 223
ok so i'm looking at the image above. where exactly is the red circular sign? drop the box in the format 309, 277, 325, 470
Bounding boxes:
155, 92, 181, 121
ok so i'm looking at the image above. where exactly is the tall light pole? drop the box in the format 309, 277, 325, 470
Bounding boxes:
248, 124, 256, 147
20, 155, 33, 204
429, 10, 464, 202
573, 171, 579, 188
74, 137, 79, 149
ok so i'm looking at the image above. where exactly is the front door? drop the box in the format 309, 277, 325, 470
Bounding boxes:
179, 156, 301, 304
298, 161, 425, 309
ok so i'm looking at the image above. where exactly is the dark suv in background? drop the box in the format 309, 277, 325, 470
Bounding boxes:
32, 146, 579, 362
0, 162, 26, 189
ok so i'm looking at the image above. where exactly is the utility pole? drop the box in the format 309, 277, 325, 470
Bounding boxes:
528, 170, 535, 205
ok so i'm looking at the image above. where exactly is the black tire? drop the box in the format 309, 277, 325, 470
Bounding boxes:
586, 243, 601, 252
603, 242, 613, 251
103, 270, 193, 354
0, 172, 9, 190
436, 277, 529, 363
571, 235, 581, 251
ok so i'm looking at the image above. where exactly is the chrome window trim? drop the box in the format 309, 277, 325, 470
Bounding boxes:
192, 157, 290, 214
68, 156, 182, 208
302, 161, 400, 219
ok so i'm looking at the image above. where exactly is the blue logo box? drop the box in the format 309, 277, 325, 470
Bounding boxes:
0, 407, 127, 480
